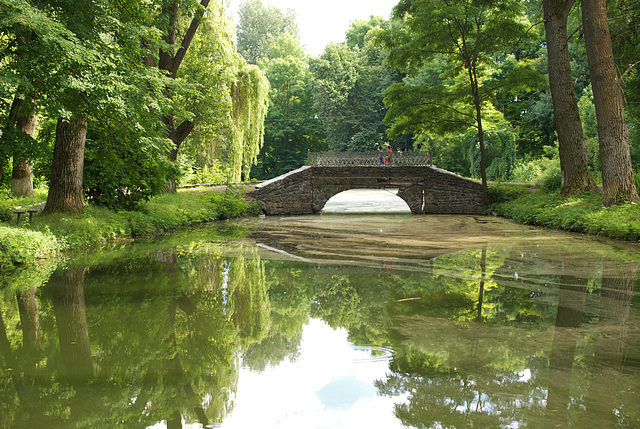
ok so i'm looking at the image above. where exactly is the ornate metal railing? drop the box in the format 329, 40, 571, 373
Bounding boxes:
308, 151, 433, 167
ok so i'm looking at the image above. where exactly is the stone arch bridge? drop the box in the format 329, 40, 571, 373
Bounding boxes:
249, 153, 488, 215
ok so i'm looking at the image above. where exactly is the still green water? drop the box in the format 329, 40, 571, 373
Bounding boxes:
1, 214, 639, 428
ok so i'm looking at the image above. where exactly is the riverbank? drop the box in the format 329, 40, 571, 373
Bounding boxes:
1, 183, 639, 271
488, 184, 640, 241
0, 186, 259, 270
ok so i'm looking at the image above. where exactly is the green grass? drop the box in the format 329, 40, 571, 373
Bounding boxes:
0, 187, 260, 270
489, 186, 640, 241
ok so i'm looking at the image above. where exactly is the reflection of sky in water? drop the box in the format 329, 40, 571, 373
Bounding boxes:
322, 189, 411, 213
219, 319, 407, 429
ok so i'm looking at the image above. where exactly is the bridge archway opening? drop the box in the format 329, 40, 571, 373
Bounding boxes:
322, 188, 411, 214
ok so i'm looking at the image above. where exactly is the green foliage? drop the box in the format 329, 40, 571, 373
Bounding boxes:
178, 4, 240, 174
179, 156, 232, 185
510, 146, 562, 190
133, 189, 260, 234
33, 205, 133, 248
252, 34, 326, 179
0, 224, 60, 270
311, 43, 361, 151
236, 0, 300, 64
538, 158, 562, 191
229, 64, 270, 182
83, 134, 175, 210
311, 21, 408, 153
487, 183, 531, 205
0, 189, 259, 254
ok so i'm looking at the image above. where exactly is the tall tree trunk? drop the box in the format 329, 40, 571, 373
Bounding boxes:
43, 116, 87, 214
543, 0, 599, 195
475, 244, 487, 322
470, 67, 489, 202
582, 0, 638, 206
8, 96, 37, 197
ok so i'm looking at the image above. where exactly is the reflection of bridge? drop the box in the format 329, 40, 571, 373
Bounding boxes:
249, 152, 488, 215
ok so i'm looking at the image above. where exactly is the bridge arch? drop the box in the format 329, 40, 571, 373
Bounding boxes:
321, 188, 411, 213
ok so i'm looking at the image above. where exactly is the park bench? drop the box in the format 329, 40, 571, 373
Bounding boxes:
13, 207, 40, 224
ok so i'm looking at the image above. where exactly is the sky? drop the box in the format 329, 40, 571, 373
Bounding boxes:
224, 0, 400, 57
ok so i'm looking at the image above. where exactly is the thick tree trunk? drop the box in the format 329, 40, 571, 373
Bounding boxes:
12, 158, 34, 197
582, 0, 638, 205
43, 117, 87, 214
543, 0, 599, 195
8, 96, 37, 197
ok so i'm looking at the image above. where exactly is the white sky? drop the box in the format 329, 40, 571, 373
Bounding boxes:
224, 0, 400, 57
218, 319, 406, 429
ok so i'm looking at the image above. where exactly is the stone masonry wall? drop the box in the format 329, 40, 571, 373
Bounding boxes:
249, 165, 487, 215
250, 166, 314, 215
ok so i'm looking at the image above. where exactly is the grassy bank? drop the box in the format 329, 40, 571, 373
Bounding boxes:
2, 183, 640, 271
0, 187, 260, 271
488, 184, 640, 241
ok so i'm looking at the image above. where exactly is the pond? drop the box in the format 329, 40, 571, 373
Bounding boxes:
1, 210, 639, 428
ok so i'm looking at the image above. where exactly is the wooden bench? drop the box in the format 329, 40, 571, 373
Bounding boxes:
14, 208, 39, 224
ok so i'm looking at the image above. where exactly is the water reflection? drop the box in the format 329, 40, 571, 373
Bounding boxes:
0, 215, 639, 428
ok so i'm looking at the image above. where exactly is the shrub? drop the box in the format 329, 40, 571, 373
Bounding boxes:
0, 225, 61, 270
487, 184, 532, 205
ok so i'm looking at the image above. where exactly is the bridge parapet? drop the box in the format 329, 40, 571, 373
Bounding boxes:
308, 151, 432, 167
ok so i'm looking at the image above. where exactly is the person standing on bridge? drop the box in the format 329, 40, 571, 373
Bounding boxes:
386, 145, 393, 166
378, 145, 385, 165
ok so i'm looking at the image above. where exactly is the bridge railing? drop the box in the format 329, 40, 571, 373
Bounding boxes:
308, 151, 433, 167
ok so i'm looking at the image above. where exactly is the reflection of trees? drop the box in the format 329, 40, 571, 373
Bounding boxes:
378, 246, 640, 428
377, 344, 548, 428
230, 253, 270, 343
242, 261, 311, 371
50, 266, 93, 380
581, 260, 638, 428
0, 245, 272, 428
544, 258, 590, 427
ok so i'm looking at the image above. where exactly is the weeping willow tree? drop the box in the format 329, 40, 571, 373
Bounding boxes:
229, 64, 270, 182
180, 8, 269, 184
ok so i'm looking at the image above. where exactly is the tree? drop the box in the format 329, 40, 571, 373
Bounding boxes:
6, 95, 37, 197
45, 117, 88, 213
145, 0, 212, 192
608, 0, 640, 165
543, 0, 599, 195
378, 0, 539, 199
253, 34, 326, 179
582, 0, 638, 205
229, 63, 270, 182
310, 43, 360, 151
0, 0, 63, 197
236, 0, 299, 64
